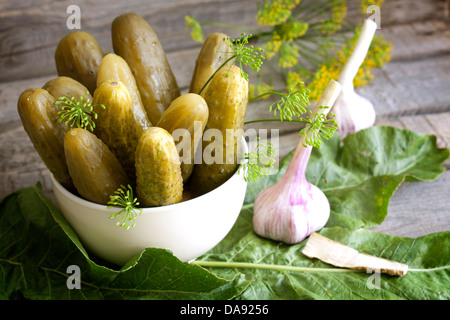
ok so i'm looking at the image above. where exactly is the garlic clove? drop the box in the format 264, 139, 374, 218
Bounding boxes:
333, 19, 378, 139
333, 87, 376, 139
253, 177, 330, 244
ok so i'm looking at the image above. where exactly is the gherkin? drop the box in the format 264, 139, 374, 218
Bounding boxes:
135, 127, 183, 207
97, 53, 151, 134
189, 32, 232, 95
190, 65, 248, 195
54, 31, 103, 95
112, 13, 180, 125
93, 80, 139, 183
157, 93, 209, 183
17, 88, 73, 190
64, 128, 129, 205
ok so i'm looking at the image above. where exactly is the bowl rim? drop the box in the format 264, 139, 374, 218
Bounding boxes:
51, 137, 249, 215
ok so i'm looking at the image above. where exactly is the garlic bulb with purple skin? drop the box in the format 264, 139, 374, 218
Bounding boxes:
332, 19, 378, 139
253, 80, 342, 244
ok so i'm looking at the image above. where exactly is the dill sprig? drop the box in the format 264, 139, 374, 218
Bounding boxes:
249, 83, 310, 121
228, 33, 265, 80
299, 106, 338, 148
198, 33, 265, 95
107, 185, 143, 230
56, 92, 104, 132
239, 139, 277, 182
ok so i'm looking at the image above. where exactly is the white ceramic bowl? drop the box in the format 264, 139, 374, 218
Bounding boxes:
51, 138, 248, 266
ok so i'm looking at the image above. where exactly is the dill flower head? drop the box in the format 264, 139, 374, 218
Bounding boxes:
265, 33, 283, 59
277, 41, 300, 68
256, 0, 300, 26
306, 63, 340, 101
331, 0, 347, 24
276, 19, 309, 40
185, 15, 203, 43
286, 71, 304, 91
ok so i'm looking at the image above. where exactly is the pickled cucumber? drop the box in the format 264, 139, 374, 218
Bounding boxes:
135, 127, 183, 207
64, 128, 129, 205
43, 76, 92, 102
93, 80, 139, 182
190, 65, 248, 194
54, 31, 104, 95
112, 13, 180, 125
17, 88, 73, 189
156, 93, 208, 182
189, 32, 233, 94
97, 53, 151, 134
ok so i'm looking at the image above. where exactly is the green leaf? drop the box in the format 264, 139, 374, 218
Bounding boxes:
1, 126, 448, 300
0, 184, 249, 300
196, 208, 450, 300
245, 126, 449, 229
191, 125, 449, 300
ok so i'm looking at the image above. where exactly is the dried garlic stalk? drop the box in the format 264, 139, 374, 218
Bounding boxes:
302, 232, 408, 276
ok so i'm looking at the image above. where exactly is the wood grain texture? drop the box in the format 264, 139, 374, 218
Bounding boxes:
1, 0, 448, 82
0, 0, 259, 82
0, 0, 449, 238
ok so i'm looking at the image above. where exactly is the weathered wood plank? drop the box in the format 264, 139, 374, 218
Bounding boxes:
1, 0, 448, 82
0, 0, 259, 82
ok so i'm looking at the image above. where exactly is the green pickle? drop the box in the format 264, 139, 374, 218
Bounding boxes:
190, 65, 248, 194
43, 76, 92, 102
64, 128, 129, 205
112, 13, 180, 125
135, 127, 183, 207
54, 31, 104, 95
189, 32, 232, 94
17, 88, 73, 190
97, 53, 151, 134
156, 93, 209, 182
93, 80, 139, 183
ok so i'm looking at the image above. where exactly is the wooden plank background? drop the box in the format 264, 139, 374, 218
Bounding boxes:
0, 0, 449, 238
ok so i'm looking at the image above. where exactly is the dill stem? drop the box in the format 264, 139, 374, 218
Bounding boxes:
198, 55, 236, 95
244, 118, 308, 125
248, 91, 285, 103
192, 260, 365, 273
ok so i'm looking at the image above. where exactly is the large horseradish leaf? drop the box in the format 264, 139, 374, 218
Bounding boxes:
196, 207, 450, 300
0, 184, 249, 300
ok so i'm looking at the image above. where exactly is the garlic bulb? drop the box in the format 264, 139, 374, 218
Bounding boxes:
333, 19, 378, 139
253, 80, 342, 244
